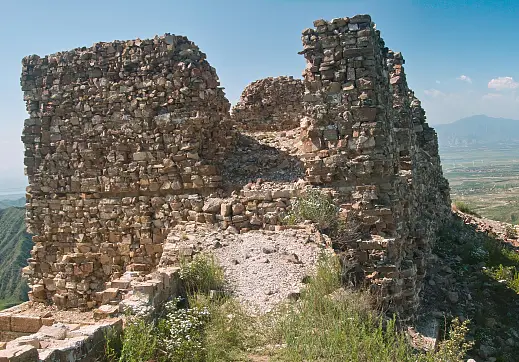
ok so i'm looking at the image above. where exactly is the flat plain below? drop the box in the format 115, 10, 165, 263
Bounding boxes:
441, 145, 519, 223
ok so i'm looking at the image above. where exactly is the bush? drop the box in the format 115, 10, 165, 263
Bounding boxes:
180, 253, 225, 295
433, 318, 474, 362
161, 297, 211, 362
453, 200, 481, 217
284, 189, 339, 231
106, 252, 473, 362
105, 316, 163, 362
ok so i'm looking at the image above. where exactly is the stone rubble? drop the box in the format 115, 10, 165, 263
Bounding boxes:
160, 224, 326, 314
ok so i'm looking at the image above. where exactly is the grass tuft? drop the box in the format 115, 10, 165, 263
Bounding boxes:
453, 200, 481, 217
180, 253, 225, 295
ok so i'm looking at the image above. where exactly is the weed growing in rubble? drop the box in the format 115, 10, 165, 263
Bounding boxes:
283, 189, 364, 246
485, 265, 519, 293
160, 297, 211, 362
105, 316, 162, 362
453, 200, 481, 217
284, 189, 339, 231
179, 253, 225, 295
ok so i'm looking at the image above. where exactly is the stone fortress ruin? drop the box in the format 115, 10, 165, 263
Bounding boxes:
1, 14, 451, 361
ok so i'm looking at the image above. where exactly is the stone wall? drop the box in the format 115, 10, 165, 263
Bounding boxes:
20, 34, 232, 309
298, 15, 451, 317
19, 15, 451, 320
232, 76, 304, 131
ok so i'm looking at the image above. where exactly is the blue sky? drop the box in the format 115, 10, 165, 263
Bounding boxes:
0, 0, 518, 191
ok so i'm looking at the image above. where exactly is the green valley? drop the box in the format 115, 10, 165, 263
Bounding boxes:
0, 207, 31, 310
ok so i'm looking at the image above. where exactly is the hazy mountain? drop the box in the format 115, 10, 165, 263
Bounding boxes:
435, 115, 519, 149
0, 207, 31, 309
0, 196, 25, 210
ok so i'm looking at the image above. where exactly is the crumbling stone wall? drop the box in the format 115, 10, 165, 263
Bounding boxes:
232, 76, 304, 131
20, 34, 232, 309
299, 15, 451, 317
19, 15, 451, 320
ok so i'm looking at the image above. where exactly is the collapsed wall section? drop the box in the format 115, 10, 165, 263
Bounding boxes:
299, 16, 451, 317
20, 34, 232, 309
232, 76, 304, 131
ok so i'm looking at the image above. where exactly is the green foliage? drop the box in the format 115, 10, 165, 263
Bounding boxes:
274, 253, 472, 362
179, 253, 225, 295
284, 189, 339, 231
105, 252, 472, 362
105, 316, 163, 362
435, 217, 519, 360
453, 200, 481, 217
204, 299, 257, 362
433, 318, 474, 362
485, 265, 519, 293
161, 297, 211, 362
0, 207, 32, 309
105, 254, 225, 362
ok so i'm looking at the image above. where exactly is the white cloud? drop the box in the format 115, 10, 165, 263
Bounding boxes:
424, 89, 445, 98
435, 80, 441, 84
488, 76, 519, 90
457, 75, 472, 83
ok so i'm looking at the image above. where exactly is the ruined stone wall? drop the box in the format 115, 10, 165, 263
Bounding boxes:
299, 15, 451, 317
19, 15, 451, 319
20, 34, 232, 309
232, 76, 304, 131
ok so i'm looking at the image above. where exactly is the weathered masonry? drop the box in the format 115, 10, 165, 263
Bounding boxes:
20, 35, 232, 309
20, 15, 450, 319
298, 15, 450, 316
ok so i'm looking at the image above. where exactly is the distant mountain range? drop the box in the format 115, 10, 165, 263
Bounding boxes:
0, 207, 31, 309
435, 115, 519, 149
0, 196, 25, 210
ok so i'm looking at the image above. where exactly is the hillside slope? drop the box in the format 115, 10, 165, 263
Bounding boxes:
0, 196, 25, 210
0, 207, 31, 309
435, 115, 519, 149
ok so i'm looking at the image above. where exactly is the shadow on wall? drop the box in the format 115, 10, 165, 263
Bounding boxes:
219, 133, 305, 188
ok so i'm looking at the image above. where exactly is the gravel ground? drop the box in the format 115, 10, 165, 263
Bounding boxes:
177, 227, 324, 314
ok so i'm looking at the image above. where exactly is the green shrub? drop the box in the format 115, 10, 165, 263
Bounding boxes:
453, 200, 481, 217
105, 316, 163, 362
161, 297, 211, 362
274, 253, 472, 362
105, 252, 473, 362
284, 189, 339, 231
433, 318, 474, 362
485, 265, 519, 293
180, 253, 225, 295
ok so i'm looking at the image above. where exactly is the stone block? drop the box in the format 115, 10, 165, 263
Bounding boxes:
10, 316, 41, 334
0, 345, 38, 362
0, 314, 10, 332
93, 305, 119, 320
